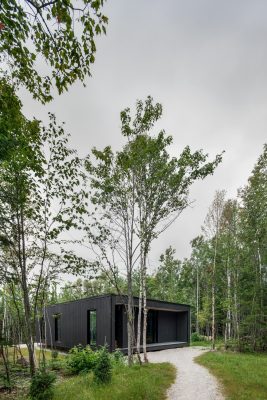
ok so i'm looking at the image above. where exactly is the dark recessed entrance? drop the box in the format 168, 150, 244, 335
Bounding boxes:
147, 309, 158, 344
115, 305, 123, 348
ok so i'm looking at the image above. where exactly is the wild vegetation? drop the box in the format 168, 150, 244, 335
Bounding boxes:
0, 345, 175, 399
53, 362, 175, 400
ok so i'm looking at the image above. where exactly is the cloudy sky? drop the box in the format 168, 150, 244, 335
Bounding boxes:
21, 0, 266, 271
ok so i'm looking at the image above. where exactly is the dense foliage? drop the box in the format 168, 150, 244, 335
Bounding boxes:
0, 0, 108, 102
0, 81, 88, 376
93, 346, 112, 384
29, 369, 56, 400
66, 345, 98, 374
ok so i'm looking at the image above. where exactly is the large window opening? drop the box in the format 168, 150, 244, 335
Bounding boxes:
147, 309, 158, 344
87, 310, 97, 346
115, 305, 123, 348
54, 314, 61, 342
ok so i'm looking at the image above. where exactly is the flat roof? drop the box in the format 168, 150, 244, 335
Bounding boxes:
46, 293, 190, 308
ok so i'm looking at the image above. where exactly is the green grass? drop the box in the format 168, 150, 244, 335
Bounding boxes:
0, 348, 66, 399
190, 340, 213, 347
196, 351, 267, 400
190, 339, 224, 348
0, 347, 65, 365
54, 363, 176, 400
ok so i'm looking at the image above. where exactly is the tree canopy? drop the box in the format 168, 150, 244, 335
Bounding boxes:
0, 0, 108, 102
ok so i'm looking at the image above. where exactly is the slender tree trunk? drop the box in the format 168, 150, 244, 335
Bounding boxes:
21, 274, 36, 376
196, 262, 199, 334
233, 271, 239, 345
127, 273, 134, 366
226, 269, 231, 339
0, 345, 11, 392
211, 237, 217, 351
257, 246, 264, 346
142, 256, 148, 363
136, 266, 143, 364
211, 281, 215, 349
19, 210, 36, 376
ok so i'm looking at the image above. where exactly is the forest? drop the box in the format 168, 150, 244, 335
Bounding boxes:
50, 144, 267, 353
0, 84, 266, 397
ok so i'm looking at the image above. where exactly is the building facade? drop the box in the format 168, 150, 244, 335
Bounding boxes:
38, 294, 190, 352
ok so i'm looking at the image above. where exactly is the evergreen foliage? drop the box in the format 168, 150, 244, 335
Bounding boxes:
29, 369, 56, 400
93, 346, 112, 384
66, 345, 97, 375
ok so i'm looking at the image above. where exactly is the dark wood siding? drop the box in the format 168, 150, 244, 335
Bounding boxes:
38, 294, 190, 352
158, 311, 178, 342
115, 295, 190, 348
43, 295, 113, 350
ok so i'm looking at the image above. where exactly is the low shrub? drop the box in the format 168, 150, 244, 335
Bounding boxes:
93, 346, 112, 384
29, 369, 56, 400
111, 349, 125, 365
49, 358, 64, 371
51, 350, 59, 360
66, 345, 97, 374
191, 332, 206, 342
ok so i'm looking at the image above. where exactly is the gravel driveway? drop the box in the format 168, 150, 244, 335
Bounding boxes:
147, 347, 224, 400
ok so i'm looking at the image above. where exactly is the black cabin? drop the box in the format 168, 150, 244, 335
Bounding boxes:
38, 294, 190, 352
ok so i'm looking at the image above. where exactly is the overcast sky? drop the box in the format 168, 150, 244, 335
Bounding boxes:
20, 0, 267, 271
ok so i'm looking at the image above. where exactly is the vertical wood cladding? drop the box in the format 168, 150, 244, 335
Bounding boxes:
43, 295, 113, 350
158, 311, 178, 342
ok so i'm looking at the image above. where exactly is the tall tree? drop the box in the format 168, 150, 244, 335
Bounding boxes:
120, 97, 223, 361
86, 96, 223, 363
203, 190, 226, 349
238, 144, 267, 350
0, 0, 108, 102
0, 82, 87, 374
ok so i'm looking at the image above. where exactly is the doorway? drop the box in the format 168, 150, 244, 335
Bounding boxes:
147, 309, 158, 344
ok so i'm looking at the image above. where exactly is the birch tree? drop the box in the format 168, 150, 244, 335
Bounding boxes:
120, 97, 223, 360
86, 96, 223, 363
0, 81, 87, 375
238, 144, 267, 350
203, 190, 226, 349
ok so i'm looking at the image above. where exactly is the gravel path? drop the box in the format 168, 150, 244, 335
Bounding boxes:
147, 347, 224, 400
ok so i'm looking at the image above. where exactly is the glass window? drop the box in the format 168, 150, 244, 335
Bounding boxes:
88, 310, 97, 346
54, 314, 61, 342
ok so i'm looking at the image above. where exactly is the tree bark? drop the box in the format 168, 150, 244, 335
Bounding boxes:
127, 273, 134, 366
196, 262, 199, 334
136, 266, 143, 364
0, 345, 11, 392
19, 209, 36, 376
142, 255, 148, 363
211, 236, 217, 351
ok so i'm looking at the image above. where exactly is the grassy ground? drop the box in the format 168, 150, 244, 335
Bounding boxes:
0, 348, 66, 399
196, 351, 267, 400
190, 339, 224, 348
190, 340, 212, 347
1, 349, 175, 400
54, 363, 176, 400
0, 347, 65, 364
